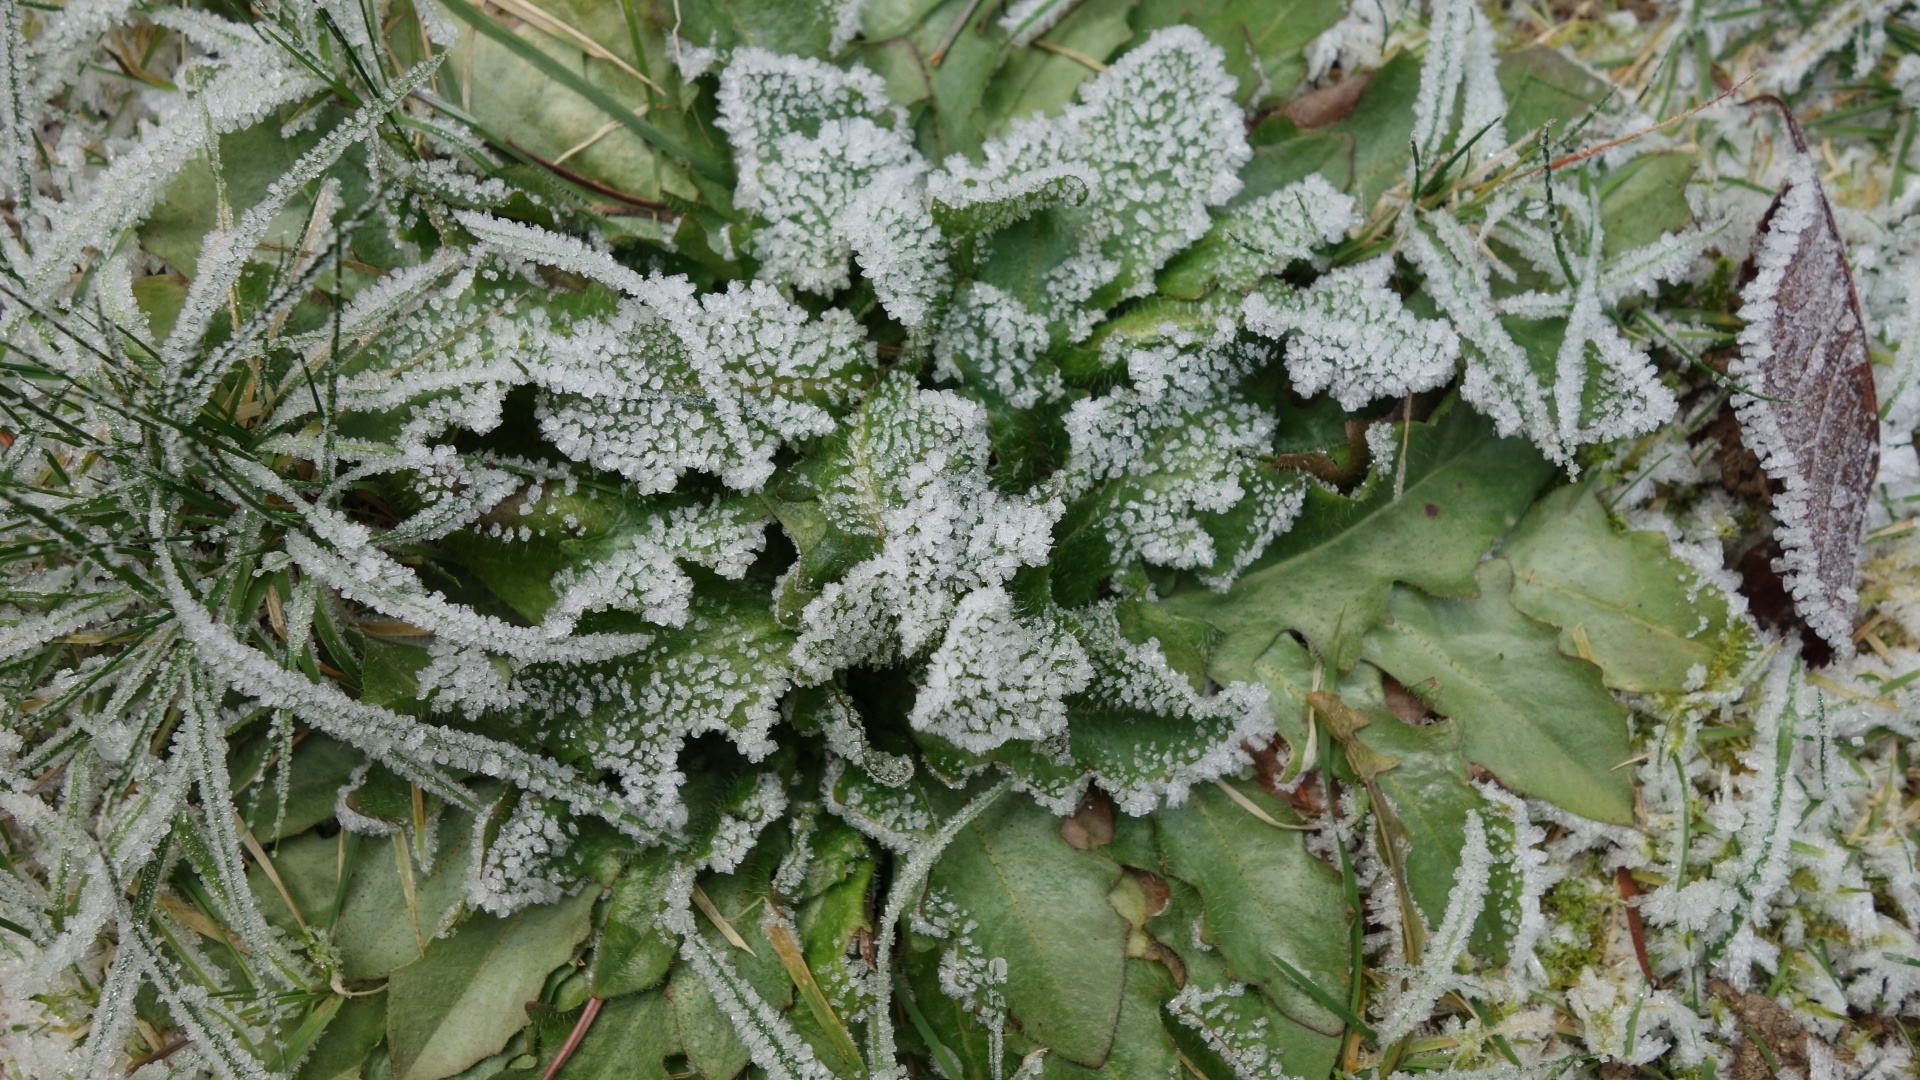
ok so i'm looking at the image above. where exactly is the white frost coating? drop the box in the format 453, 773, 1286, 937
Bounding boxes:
716, 50, 946, 328
1201, 174, 1360, 286
933, 26, 1250, 339
1166, 982, 1296, 1080
1374, 810, 1491, 1044
998, 0, 1081, 46
469, 797, 579, 914
548, 499, 768, 633
1062, 320, 1304, 587
1765, 0, 1901, 92
1067, 604, 1274, 815
23, 31, 317, 299
1243, 257, 1460, 410
791, 376, 1062, 680
933, 282, 1062, 409
533, 283, 872, 494
1729, 151, 1870, 652
909, 586, 1093, 753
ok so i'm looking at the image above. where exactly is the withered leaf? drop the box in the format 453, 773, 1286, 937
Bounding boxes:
1729, 99, 1879, 660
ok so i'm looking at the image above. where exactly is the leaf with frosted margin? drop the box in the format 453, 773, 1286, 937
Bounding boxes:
1730, 116, 1880, 657
717, 49, 945, 328
387, 889, 595, 1080
519, 578, 797, 832
1349, 701, 1527, 961
670, 961, 757, 1080
930, 167, 1090, 239
950, 26, 1252, 342
781, 373, 1061, 681
919, 795, 1128, 1068
1146, 782, 1350, 1036
1158, 173, 1359, 299
1243, 257, 1460, 411
911, 600, 1271, 816
1502, 485, 1744, 693
1361, 560, 1635, 824
533, 280, 874, 493
910, 585, 1093, 754
1162, 397, 1554, 674
1055, 321, 1304, 598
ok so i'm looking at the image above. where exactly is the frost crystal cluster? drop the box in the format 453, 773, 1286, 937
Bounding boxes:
4, 0, 1919, 1078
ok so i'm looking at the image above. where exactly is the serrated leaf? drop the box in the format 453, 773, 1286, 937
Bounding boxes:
387, 889, 596, 1080
1361, 560, 1635, 824
923, 795, 1128, 1068
1162, 398, 1554, 674
1502, 484, 1743, 693
1145, 782, 1350, 1036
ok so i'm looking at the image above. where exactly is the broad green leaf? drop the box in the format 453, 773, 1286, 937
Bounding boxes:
1146, 782, 1350, 1035
295, 992, 387, 1080
387, 889, 596, 1080
588, 848, 680, 998
670, 961, 756, 1080
1131, 0, 1346, 107
926, 795, 1129, 1067
137, 116, 328, 276
240, 734, 363, 842
1239, 50, 1421, 213
1152, 878, 1344, 1080
1497, 46, 1607, 140
1502, 484, 1744, 693
1351, 701, 1525, 961
1362, 560, 1635, 824
546, 991, 679, 1080
1032, 959, 1183, 1079
1599, 151, 1697, 258
247, 811, 477, 981
1162, 398, 1554, 674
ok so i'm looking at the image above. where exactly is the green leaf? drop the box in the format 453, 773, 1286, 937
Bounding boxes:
1161, 398, 1554, 674
439, 0, 730, 183
553, 991, 681, 1080
1497, 46, 1608, 141
1502, 484, 1744, 693
1032, 959, 1183, 1079
247, 810, 478, 981
588, 848, 680, 999
1599, 151, 1697, 258
1349, 699, 1525, 961
240, 734, 363, 842
1146, 782, 1350, 1035
1361, 560, 1635, 824
924, 795, 1129, 1068
669, 960, 755, 1080
978, 0, 1138, 127
296, 992, 388, 1080
1131, 0, 1346, 107
387, 889, 597, 1080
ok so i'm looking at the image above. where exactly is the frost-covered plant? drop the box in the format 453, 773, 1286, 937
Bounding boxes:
4, 1, 1920, 1079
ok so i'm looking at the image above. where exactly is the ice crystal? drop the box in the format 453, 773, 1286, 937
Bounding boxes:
789, 374, 1062, 679
1243, 256, 1461, 410
934, 26, 1250, 338
1062, 319, 1304, 587
909, 586, 1093, 753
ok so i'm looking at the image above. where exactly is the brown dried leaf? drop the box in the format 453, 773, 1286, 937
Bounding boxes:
1730, 99, 1880, 660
